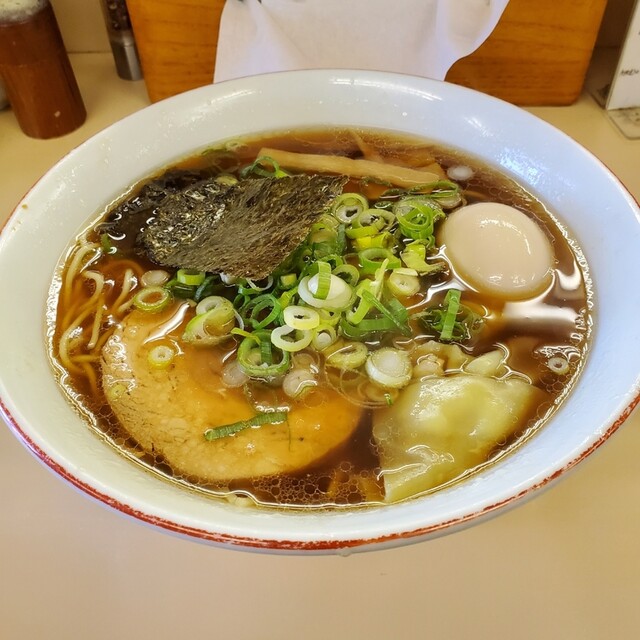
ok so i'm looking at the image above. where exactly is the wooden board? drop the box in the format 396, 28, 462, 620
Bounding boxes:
127, 0, 607, 106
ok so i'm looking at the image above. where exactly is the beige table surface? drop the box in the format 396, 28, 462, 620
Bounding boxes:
1, 53, 639, 640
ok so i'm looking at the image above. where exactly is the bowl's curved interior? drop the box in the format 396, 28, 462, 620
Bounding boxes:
1, 70, 639, 553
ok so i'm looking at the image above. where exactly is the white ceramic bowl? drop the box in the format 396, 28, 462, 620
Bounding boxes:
1, 70, 639, 554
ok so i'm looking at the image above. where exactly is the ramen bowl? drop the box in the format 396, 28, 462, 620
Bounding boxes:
1, 70, 639, 553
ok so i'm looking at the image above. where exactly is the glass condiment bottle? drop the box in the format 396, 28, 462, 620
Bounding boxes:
0, 0, 86, 138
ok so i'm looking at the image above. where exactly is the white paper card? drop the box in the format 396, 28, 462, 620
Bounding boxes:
214, 0, 509, 83
606, 0, 640, 111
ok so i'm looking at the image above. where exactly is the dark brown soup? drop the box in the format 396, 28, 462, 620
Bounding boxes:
47, 128, 592, 509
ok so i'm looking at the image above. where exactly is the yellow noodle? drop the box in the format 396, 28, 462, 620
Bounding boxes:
60, 271, 104, 336
105, 259, 146, 280
59, 276, 106, 356
80, 271, 105, 312
58, 306, 97, 374
90, 328, 116, 354
78, 360, 100, 399
62, 243, 102, 307
69, 354, 102, 363
116, 297, 135, 316
60, 280, 89, 330
110, 268, 136, 315
87, 301, 105, 350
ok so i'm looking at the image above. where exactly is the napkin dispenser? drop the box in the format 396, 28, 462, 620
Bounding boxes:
127, 0, 607, 106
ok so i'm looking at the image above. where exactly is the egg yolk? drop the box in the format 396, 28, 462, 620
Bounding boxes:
441, 202, 554, 300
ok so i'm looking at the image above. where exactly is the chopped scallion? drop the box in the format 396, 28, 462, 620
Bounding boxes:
147, 344, 176, 369
332, 193, 369, 223
311, 261, 332, 300
237, 331, 290, 378
440, 289, 461, 341
204, 411, 288, 441
133, 286, 172, 313
177, 268, 206, 286
358, 247, 401, 274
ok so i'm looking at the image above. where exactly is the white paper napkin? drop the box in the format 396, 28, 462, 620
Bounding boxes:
214, 0, 509, 83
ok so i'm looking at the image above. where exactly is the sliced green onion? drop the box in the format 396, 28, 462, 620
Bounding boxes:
311, 239, 341, 261
279, 273, 298, 289
365, 347, 413, 389
230, 327, 260, 343
283, 305, 320, 331
318, 253, 345, 271
196, 295, 231, 316
311, 261, 332, 300
237, 331, 290, 378
311, 213, 341, 232
298, 274, 353, 310
353, 232, 394, 251
240, 156, 289, 179
332, 193, 369, 223
440, 289, 461, 341
219, 273, 238, 286
177, 268, 206, 286
332, 263, 360, 287
361, 289, 411, 336
241, 293, 282, 329
402, 240, 426, 261
278, 286, 298, 309
182, 298, 236, 346
271, 325, 313, 352
426, 179, 462, 205
312, 323, 338, 350
548, 356, 570, 375
141, 269, 170, 288
353, 208, 395, 231
334, 224, 348, 256
358, 247, 401, 274
309, 227, 337, 245
400, 242, 445, 275
340, 315, 400, 340
204, 411, 288, 441
383, 180, 459, 198
100, 233, 116, 255
241, 276, 274, 294
387, 269, 421, 298
214, 173, 239, 186
260, 337, 273, 365
345, 290, 373, 325
418, 289, 483, 343
133, 286, 172, 313
282, 369, 317, 399
317, 307, 342, 326
345, 224, 378, 239
325, 341, 368, 370
165, 279, 197, 299
221, 359, 250, 388
147, 344, 176, 369
393, 196, 444, 241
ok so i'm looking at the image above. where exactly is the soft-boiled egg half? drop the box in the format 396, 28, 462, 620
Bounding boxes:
441, 202, 554, 300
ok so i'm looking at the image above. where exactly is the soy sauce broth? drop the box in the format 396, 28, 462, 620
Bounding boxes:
47, 127, 592, 510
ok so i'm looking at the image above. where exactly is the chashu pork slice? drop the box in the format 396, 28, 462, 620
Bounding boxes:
101, 305, 362, 483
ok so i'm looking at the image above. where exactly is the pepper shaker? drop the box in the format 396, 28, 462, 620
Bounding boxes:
100, 0, 142, 81
0, 0, 86, 138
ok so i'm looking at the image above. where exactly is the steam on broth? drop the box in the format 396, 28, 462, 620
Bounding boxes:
47, 128, 592, 509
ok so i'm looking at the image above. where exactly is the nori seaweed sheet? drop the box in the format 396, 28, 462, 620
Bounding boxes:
99, 169, 212, 241
137, 174, 348, 279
